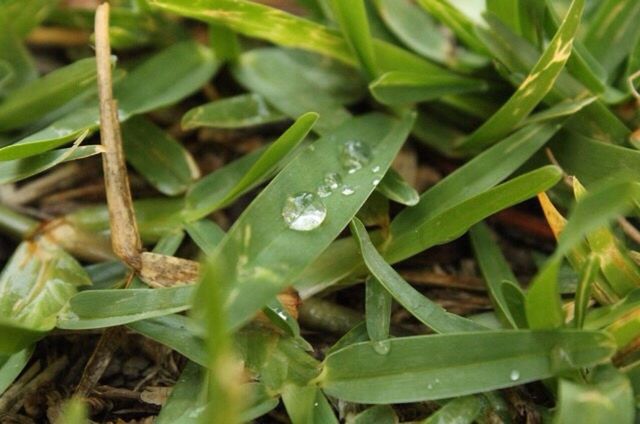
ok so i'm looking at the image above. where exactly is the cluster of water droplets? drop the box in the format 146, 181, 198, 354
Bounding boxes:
282, 139, 377, 231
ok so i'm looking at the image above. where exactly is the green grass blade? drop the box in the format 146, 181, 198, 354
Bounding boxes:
0, 14, 37, 95
370, 71, 487, 105
574, 255, 600, 329
0, 41, 219, 160
0, 348, 32, 394
329, 0, 377, 80
216, 112, 318, 208
185, 219, 226, 257
416, 0, 488, 54
352, 218, 486, 333
122, 116, 199, 196
0, 58, 97, 132
196, 112, 414, 331
387, 166, 563, 263
282, 385, 339, 424
320, 330, 615, 403
0, 144, 100, 185
555, 366, 634, 424
469, 223, 521, 328
181, 93, 286, 130
365, 276, 392, 345
351, 405, 397, 424
128, 315, 207, 367
55, 398, 88, 424
57, 286, 194, 330
525, 259, 564, 329
156, 362, 206, 424
232, 49, 361, 135
376, 168, 419, 206
583, 0, 640, 76
458, 0, 584, 151
422, 395, 485, 424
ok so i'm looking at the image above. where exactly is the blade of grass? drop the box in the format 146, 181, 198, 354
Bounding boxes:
457, 0, 584, 151
320, 329, 615, 403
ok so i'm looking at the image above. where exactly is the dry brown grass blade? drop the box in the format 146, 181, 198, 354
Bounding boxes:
139, 252, 200, 287
95, 1, 142, 270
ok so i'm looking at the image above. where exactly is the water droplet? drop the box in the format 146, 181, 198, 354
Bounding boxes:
373, 340, 391, 355
282, 192, 327, 231
314, 402, 319, 407
372, 165, 381, 173
341, 186, 355, 196
510, 370, 520, 381
427, 383, 433, 390
434, 378, 440, 384
317, 172, 342, 198
372, 178, 380, 186
340, 140, 371, 174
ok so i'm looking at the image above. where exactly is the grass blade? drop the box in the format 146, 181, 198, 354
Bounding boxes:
320, 330, 615, 403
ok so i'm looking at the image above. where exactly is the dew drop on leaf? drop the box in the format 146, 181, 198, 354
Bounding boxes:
317, 172, 342, 198
340, 139, 371, 174
282, 192, 327, 231
510, 370, 520, 381
341, 185, 355, 196
373, 340, 391, 355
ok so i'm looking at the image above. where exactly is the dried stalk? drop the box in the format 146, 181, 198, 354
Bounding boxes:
95, 1, 142, 270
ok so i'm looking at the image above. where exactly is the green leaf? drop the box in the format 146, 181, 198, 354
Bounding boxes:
156, 361, 206, 424
373, 0, 485, 69
217, 112, 318, 208
0, 144, 101, 185
0, 348, 31, 395
181, 93, 286, 130
525, 259, 564, 329
386, 165, 563, 263
57, 286, 194, 330
0, 15, 36, 96
0, 239, 91, 353
365, 276, 392, 345
0, 0, 54, 38
583, 0, 640, 76
416, 0, 488, 54
0, 58, 97, 132
369, 71, 487, 105
282, 385, 339, 424
232, 48, 360, 135
351, 218, 486, 333
320, 330, 615, 403
555, 366, 634, 424
574, 255, 600, 329
197, 112, 414, 331
0, 41, 219, 160
330, 0, 378, 79
122, 116, 199, 196
349, 405, 397, 424
520, 96, 597, 127
128, 314, 207, 367
469, 223, 522, 328
422, 395, 485, 424
185, 219, 226, 257
376, 168, 419, 206
458, 0, 585, 151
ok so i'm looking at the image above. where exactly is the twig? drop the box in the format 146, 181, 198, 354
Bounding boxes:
74, 327, 126, 398
95, 1, 142, 270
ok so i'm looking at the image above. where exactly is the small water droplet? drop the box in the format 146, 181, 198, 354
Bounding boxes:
340, 140, 371, 174
372, 178, 380, 186
314, 402, 319, 407
434, 378, 440, 384
282, 192, 327, 231
373, 340, 391, 355
341, 186, 355, 196
427, 383, 433, 390
317, 172, 342, 197
510, 370, 520, 381
372, 165, 381, 173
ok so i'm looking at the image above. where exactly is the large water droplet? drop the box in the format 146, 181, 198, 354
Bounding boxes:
282, 192, 326, 231
373, 340, 391, 355
340, 140, 371, 174
317, 172, 342, 198
510, 370, 520, 381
